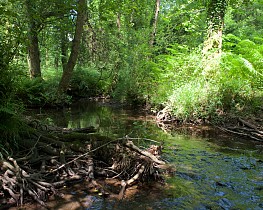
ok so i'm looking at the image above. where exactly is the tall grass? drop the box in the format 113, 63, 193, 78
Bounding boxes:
150, 36, 263, 122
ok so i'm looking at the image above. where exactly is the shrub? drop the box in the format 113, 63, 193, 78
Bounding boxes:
150, 39, 263, 122
70, 65, 110, 98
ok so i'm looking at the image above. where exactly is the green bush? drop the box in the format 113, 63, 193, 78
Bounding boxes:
168, 80, 219, 120
150, 39, 263, 122
150, 46, 203, 106
15, 74, 71, 106
16, 77, 44, 105
234, 40, 263, 72
70, 66, 110, 98
0, 101, 26, 156
223, 34, 241, 51
112, 34, 153, 105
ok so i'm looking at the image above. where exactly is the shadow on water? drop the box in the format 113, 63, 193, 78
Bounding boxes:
24, 100, 263, 210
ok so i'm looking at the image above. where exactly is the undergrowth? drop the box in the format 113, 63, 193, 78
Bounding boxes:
150, 36, 263, 123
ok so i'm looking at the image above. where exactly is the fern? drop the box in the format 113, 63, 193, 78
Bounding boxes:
151, 38, 263, 121
0, 101, 26, 154
241, 57, 263, 77
234, 40, 263, 71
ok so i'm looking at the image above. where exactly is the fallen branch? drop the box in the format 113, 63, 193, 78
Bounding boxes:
118, 164, 145, 199
1, 129, 170, 208
238, 118, 263, 134
125, 141, 166, 165
217, 126, 263, 142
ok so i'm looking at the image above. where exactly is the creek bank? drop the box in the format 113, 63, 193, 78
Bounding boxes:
2, 101, 262, 209
24, 97, 263, 143
154, 103, 263, 142
0, 118, 172, 209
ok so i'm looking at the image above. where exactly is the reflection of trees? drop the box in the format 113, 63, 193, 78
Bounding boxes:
27, 108, 68, 127
29, 102, 165, 140
65, 102, 117, 133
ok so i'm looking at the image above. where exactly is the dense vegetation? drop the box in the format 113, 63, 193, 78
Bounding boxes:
1, 0, 263, 149
0, 0, 262, 207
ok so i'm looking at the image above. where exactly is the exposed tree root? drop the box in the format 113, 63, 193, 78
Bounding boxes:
217, 118, 263, 142
1, 157, 53, 207
0, 120, 172, 208
156, 106, 173, 123
155, 106, 263, 142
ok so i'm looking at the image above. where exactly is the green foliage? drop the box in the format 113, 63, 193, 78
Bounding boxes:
70, 66, 110, 97
168, 80, 217, 120
157, 0, 206, 51
16, 72, 71, 106
223, 34, 241, 51
0, 0, 28, 156
223, 37, 263, 88
234, 40, 263, 73
0, 101, 26, 156
16, 77, 44, 105
0, 0, 262, 124
112, 38, 153, 104
150, 46, 203, 105
150, 37, 263, 121
224, 0, 263, 38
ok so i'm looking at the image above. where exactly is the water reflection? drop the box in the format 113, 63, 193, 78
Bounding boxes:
26, 101, 263, 210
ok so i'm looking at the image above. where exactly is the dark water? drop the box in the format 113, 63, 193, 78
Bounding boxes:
28, 101, 263, 210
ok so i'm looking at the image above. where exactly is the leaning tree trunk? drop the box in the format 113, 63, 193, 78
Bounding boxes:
58, 0, 87, 94
149, 0, 160, 47
25, 0, 42, 79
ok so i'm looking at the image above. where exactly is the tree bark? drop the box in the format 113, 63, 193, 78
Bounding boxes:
60, 30, 68, 72
58, 0, 87, 94
202, 0, 227, 55
116, 13, 121, 31
25, 0, 42, 79
150, 0, 160, 47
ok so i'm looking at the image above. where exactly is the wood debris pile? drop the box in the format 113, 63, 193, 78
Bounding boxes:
0, 121, 171, 208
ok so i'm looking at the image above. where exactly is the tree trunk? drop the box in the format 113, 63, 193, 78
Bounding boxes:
27, 21, 42, 78
58, 0, 87, 94
54, 56, 59, 70
202, 0, 227, 74
45, 48, 49, 67
25, 0, 42, 79
61, 30, 68, 72
150, 0, 160, 47
116, 13, 121, 31
203, 0, 227, 55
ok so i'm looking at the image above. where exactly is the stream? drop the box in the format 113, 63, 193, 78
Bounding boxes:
24, 100, 263, 210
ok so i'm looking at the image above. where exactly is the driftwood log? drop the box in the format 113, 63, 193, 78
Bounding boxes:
0, 119, 171, 208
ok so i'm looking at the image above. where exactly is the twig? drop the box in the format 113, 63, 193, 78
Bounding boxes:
125, 141, 165, 165
44, 139, 120, 175
26, 135, 42, 158
217, 126, 263, 142
118, 137, 160, 144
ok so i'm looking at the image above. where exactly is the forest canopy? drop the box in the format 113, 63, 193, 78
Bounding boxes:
0, 0, 262, 126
